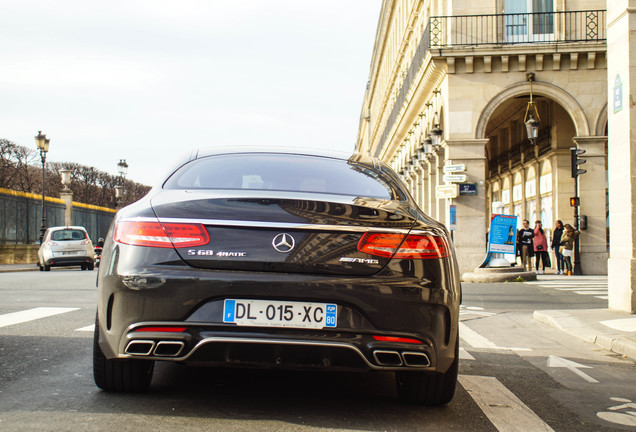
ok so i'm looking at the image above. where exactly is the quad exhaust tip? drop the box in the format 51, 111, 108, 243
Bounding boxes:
153, 341, 185, 357
124, 340, 155, 356
124, 340, 185, 357
401, 351, 431, 367
373, 350, 431, 368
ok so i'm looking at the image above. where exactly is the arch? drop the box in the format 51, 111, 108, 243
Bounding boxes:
540, 159, 552, 175
476, 81, 590, 139
595, 103, 608, 136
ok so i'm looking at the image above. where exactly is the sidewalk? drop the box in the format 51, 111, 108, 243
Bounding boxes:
0, 263, 39, 272
532, 274, 636, 361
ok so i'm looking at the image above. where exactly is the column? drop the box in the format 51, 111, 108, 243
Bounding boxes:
426, 156, 437, 220
60, 191, 73, 226
435, 148, 446, 226
572, 137, 608, 275
444, 139, 489, 274
607, 1, 636, 312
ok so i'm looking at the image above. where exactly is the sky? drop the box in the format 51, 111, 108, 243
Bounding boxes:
0, 0, 382, 186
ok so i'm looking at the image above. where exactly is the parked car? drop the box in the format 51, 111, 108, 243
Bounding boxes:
93, 147, 461, 405
38, 226, 95, 271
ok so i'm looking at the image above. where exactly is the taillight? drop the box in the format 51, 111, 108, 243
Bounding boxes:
114, 221, 209, 248
358, 233, 449, 259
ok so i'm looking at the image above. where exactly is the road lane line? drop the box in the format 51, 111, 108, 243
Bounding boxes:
75, 324, 95, 332
0, 307, 79, 328
459, 375, 555, 432
459, 322, 531, 351
459, 348, 475, 360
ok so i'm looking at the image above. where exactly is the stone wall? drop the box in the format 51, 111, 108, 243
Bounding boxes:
0, 244, 40, 265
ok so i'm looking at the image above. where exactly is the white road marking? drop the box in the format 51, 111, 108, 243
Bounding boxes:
555, 287, 608, 291
75, 324, 95, 332
459, 348, 475, 360
595, 296, 609, 300
0, 307, 79, 328
459, 375, 555, 432
572, 290, 608, 295
460, 322, 531, 351
547, 355, 599, 383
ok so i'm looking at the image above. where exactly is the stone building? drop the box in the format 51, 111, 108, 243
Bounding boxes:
356, 0, 608, 278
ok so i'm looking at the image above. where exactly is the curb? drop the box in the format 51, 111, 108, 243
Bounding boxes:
533, 310, 636, 361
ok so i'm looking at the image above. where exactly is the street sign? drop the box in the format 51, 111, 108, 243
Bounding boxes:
449, 205, 457, 230
443, 164, 466, 173
459, 183, 477, 195
442, 174, 467, 183
436, 184, 458, 199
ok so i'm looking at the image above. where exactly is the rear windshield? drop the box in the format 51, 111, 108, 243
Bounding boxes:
51, 229, 87, 241
163, 154, 397, 199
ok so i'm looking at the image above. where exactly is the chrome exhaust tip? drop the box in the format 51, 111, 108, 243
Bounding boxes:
401, 351, 431, 367
373, 350, 403, 366
153, 341, 185, 357
124, 340, 155, 356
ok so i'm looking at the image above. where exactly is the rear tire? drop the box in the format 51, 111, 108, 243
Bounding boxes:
93, 315, 154, 392
88, 263, 94, 271
44, 264, 50, 271
396, 338, 459, 406
81, 265, 86, 271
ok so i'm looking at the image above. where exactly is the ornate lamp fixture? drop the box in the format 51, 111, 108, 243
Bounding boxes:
524, 73, 540, 143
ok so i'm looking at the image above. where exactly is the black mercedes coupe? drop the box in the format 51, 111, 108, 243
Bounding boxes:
93, 147, 461, 405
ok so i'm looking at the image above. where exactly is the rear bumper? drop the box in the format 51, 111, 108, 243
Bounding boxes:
97, 264, 460, 373
45, 256, 93, 267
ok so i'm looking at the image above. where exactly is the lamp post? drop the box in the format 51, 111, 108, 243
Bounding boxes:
35, 131, 50, 243
115, 159, 128, 208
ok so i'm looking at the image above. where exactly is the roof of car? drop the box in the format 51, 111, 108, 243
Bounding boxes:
193, 146, 354, 160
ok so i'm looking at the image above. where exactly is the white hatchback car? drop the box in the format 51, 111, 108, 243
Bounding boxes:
38, 226, 95, 271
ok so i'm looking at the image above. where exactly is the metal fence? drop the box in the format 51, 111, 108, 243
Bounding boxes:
430, 10, 606, 47
0, 190, 115, 244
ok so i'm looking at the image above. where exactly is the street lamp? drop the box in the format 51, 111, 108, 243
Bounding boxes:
35, 131, 50, 243
115, 159, 128, 208
117, 159, 128, 179
524, 72, 540, 144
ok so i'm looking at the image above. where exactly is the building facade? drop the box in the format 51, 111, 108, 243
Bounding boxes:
356, 1, 608, 278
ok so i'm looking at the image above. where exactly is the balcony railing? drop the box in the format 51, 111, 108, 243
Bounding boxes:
430, 10, 606, 48
373, 10, 606, 157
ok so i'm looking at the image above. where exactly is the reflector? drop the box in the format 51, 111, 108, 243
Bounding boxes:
135, 327, 187, 332
373, 335, 422, 344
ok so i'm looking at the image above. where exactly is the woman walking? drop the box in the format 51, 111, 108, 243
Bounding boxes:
560, 224, 580, 276
551, 220, 565, 274
533, 220, 549, 274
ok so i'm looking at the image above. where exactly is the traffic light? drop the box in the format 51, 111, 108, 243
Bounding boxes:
570, 197, 580, 207
580, 215, 588, 230
570, 147, 587, 178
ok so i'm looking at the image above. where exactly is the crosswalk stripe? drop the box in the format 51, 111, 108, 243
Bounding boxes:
0, 307, 79, 328
459, 375, 555, 432
460, 322, 531, 351
75, 324, 95, 332
573, 291, 608, 295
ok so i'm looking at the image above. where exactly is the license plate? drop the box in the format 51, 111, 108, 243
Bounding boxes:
223, 299, 337, 329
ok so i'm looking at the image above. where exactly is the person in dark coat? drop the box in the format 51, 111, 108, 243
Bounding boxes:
551, 220, 564, 274
517, 219, 534, 271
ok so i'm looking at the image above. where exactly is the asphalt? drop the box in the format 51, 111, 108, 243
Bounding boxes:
1, 263, 635, 361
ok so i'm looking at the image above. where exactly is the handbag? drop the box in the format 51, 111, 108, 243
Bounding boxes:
562, 248, 573, 257
536, 245, 543, 250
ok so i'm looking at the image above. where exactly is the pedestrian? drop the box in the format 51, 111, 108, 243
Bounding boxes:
551, 220, 565, 274
560, 224, 580, 276
517, 219, 534, 271
533, 220, 549, 274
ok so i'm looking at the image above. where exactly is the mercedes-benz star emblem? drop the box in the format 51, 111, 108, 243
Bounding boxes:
272, 233, 295, 253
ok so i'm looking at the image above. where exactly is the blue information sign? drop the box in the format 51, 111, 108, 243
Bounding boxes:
488, 214, 518, 254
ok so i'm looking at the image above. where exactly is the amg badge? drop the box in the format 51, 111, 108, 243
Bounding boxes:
339, 257, 379, 264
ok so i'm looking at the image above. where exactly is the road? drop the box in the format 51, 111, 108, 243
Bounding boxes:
1, 270, 635, 431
